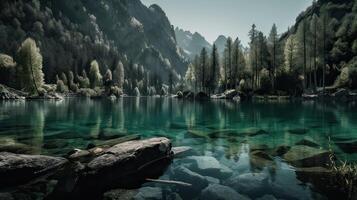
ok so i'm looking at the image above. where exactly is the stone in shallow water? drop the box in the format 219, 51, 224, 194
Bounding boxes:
283, 145, 330, 167
103, 189, 138, 200
287, 128, 309, 135
172, 146, 192, 158
295, 137, 320, 148
271, 145, 291, 157
173, 166, 208, 191
334, 140, 357, 153
204, 176, 220, 184
256, 194, 277, 200
240, 128, 268, 137
0, 138, 35, 154
185, 156, 233, 178
225, 173, 269, 198
200, 184, 250, 200
0, 152, 67, 187
134, 187, 162, 200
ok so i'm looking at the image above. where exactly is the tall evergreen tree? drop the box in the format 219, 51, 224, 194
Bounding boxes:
249, 24, 258, 90
311, 14, 319, 90
225, 37, 233, 88
268, 24, 278, 90
210, 44, 220, 94
199, 48, 208, 92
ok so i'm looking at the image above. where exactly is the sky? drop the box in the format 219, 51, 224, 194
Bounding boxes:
141, 0, 313, 46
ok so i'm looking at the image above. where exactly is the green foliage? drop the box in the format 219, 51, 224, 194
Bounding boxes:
259, 68, 272, 93
56, 79, 68, 93
0, 54, 16, 69
15, 38, 44, 94
89, 60, 102, 89
275, 69, 303, 95
284, 35, 299, 72
78, 70, 90, 89
112, 61, 124, 88
334, 67, 349, 88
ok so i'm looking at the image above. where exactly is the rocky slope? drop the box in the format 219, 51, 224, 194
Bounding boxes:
0, 0, 187, 83
175, 27, 212, 60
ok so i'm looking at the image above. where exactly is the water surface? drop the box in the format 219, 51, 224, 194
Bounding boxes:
1, 98, 357, 199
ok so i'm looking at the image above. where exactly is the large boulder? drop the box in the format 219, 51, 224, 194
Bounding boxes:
0, 152, 68, 187
283, 145, 330, 167
200, 184, 250, 200
62, 138, 172, 199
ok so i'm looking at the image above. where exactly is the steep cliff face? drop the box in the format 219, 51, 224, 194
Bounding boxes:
0, 0, 187, 83
175, 27, 212, 60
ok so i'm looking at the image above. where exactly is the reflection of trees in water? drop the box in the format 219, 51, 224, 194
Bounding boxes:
29, 102, 45, 154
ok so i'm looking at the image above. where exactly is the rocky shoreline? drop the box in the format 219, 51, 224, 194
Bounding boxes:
1, 83, 357, 102
0, 137, 174, 199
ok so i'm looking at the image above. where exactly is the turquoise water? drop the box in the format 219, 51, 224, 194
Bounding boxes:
1, 98, 357, 199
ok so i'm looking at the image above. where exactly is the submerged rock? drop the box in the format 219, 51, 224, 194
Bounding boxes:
185, 156, 232, 178
283, 145, 330, 167
225, 172, 269, 198
173, 166, 208, 191
200, 184, 250, 200
103, 189, 138, 200
334, 140, 357, 154
271, 145, 291, 157
287, 128, 309, 135
134, 187, 163, 200
256, 194, 277, 200
0, 138, 35, 154
240, 128, 268, 137
295, 137, 320, 148
172, 146, 192, 158
0, 152, 67, 187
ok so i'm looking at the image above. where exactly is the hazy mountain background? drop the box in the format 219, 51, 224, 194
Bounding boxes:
0, 0, 188, 84
174, 27, 212, 60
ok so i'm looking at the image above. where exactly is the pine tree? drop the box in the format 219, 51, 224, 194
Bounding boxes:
311, 14, 319, 90
199, 48, 208, 92
210, 44, 220, 94
225, 37, 233, 88
16, 38, 44, 94
268, 24, 278, 90
249, 24, 258, 90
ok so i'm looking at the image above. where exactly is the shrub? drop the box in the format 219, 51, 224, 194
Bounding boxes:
56, 79, 68, 93
89, 60, 102, 89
